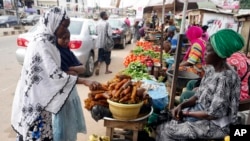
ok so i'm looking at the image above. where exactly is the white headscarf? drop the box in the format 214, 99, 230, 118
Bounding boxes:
11, 7, 77, 138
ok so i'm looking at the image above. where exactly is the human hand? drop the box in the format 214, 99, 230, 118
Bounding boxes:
85, 80, 101, 91
171, 105, 183, 121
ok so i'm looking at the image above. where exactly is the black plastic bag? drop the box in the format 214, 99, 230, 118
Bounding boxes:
91, 105, 112, 122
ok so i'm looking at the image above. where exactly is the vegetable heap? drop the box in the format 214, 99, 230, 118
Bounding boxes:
122, 61, 151, 80
123, 41, 171, 67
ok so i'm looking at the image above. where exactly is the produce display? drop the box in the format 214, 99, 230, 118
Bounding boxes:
88, 134, 110, 141
123, 41, 171, 67
122, 61, 151, 80
84, 74, 150, 110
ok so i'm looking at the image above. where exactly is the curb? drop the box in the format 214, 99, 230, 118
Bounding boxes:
2, 30, 28, 36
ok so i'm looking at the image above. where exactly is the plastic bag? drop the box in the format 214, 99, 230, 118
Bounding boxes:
91, 105, 112, 121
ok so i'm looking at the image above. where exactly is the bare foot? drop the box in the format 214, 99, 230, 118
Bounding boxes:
105, 70, 112, 74
95, 69, 100, 76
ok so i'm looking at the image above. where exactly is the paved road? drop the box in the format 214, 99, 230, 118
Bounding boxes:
0, 34, 135, 140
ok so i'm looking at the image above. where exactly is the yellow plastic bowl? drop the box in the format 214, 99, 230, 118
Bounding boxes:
107, 99, 143, 120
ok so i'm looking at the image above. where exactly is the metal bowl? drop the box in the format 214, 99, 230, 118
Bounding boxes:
166, 70, 200, 90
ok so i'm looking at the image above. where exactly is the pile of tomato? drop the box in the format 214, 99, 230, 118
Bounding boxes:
123, 41, 161, 67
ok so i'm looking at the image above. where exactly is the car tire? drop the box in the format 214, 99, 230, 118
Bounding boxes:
84, 52, 95, 77
121, 37, 126, 49
128, 36, 132, 44
5, 23, 10, 28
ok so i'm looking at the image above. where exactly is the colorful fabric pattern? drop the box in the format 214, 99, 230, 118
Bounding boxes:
227, 52, 250, 100
16, 111, 53, 141
187, 43, 202, 64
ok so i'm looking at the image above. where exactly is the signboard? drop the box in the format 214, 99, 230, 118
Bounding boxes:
3, 0, 12, 9
210, 0, 240, 9
135, 6, 144, 20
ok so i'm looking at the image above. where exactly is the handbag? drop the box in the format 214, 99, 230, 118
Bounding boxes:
104, 23, 114, 51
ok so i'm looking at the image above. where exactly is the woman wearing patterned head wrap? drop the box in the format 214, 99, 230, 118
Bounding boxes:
179, 26, 206, 77
227, 52, 250, 101
11, 7, 101, 141
156, 29, 244, 140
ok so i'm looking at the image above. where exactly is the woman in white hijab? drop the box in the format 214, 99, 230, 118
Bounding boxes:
11, 7, 100, 141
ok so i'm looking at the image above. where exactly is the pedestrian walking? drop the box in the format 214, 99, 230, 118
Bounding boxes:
95, 11, 113, 75
133, 21, 140, 43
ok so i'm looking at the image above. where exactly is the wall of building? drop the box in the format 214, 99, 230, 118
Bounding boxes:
202, 12, 237, 36
240, 20, 250, 52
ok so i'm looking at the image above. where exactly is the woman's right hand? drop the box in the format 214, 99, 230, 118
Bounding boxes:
171, 105, 183, 121
85, 80, 101, 91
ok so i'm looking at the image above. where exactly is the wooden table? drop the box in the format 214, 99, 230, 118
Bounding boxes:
103, 107, 153, 141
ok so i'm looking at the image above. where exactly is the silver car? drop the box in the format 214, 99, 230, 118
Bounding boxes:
16, 18, 98, 77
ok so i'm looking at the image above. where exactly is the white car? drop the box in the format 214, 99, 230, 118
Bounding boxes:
16, 18, 98, 77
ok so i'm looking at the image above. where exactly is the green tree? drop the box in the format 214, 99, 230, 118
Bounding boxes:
240, 0, 250, 9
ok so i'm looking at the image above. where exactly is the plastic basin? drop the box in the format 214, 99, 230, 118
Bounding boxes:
166, 70, 200, 90
107, 99, 143, 120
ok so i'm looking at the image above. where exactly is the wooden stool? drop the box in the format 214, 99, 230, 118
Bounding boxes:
103, 118, 147, 141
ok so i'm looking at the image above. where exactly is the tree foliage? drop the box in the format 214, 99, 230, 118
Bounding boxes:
240, 0, 250, 9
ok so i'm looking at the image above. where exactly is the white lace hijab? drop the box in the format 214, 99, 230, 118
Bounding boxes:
11, 7, 77, 138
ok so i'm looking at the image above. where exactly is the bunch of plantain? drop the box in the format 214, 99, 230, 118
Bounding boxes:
88, 134, 110, 141
84, 74, 150, 110
107, 74, 149, 104
84, 83, 110, 110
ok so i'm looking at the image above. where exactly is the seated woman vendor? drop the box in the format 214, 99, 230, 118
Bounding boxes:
179, 26, 206, 77
180, 51, 250, 103
156, 29, 245, 141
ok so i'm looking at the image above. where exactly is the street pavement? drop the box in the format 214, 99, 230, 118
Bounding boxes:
0, 34, 135, 141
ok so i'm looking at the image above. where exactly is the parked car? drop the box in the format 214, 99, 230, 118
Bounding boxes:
21, 14, 40, 25
0, 15, 18, 28
16, 18, 98, 76
107, 18, 132, 48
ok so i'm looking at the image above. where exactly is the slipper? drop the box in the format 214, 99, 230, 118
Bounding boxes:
105, 70, 112, 74
95, 69, 100, 76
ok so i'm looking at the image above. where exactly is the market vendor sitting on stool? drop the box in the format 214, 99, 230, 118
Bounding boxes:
180, 51, 250, 103
177, 26, 206, 78
156, 29, 245, 141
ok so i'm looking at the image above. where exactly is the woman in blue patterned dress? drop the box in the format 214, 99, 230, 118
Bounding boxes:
11, 7, 101, 141
156, 29, 245, 140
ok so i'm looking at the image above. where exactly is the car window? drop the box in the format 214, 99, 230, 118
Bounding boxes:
108, 19, 123, 29
69, 20, 83, 35
88, 21, 96, 35
27, 15, 35, 20
11, 16, 17, 20
0, 16, 8, 20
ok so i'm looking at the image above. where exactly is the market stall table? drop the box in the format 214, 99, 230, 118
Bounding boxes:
103, 107, 153, 141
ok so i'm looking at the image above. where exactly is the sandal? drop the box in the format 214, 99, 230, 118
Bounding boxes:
95, 69, 100, 76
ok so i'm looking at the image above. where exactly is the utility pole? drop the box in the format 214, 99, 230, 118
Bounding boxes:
15, 0, 20, 25
57, 0, 59, 6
